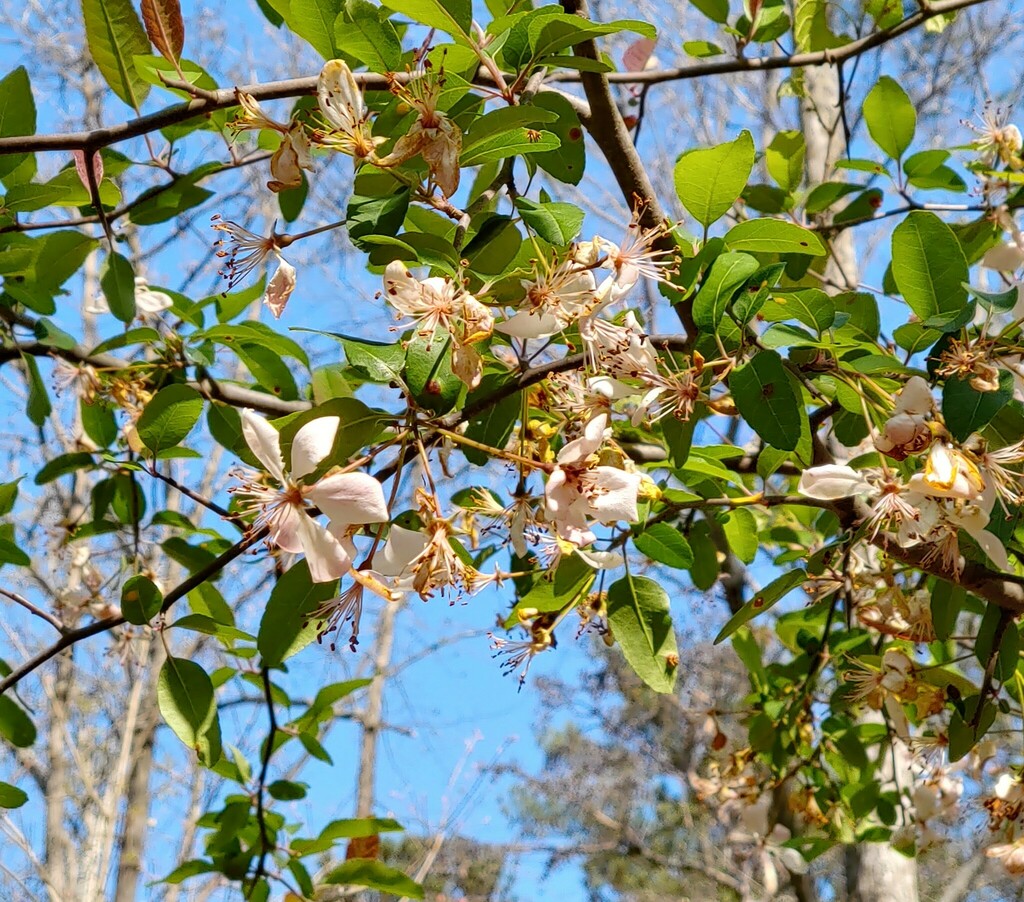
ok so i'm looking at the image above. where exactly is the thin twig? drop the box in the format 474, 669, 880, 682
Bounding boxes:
0, 588, 66, 634
247, 666, 279, 898
0, 526, 268, 695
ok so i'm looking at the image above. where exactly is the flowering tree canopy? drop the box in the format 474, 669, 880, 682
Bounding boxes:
3, 0, 1024, 897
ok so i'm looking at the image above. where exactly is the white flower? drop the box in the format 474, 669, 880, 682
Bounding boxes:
797, 464, 871, 500
86, 276, 174, 317
234, 410, 389, 582
211, 218, 297, 318
230, 91, 314, 193
544, 414, 642, 544
496, 263, 598, 340
316, 59, 383, 161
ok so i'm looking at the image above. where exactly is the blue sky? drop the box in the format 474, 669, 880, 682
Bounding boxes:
2, 0, 1022, 899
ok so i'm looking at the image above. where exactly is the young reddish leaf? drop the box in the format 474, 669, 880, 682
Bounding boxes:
72, 150, 104, 192
141, 0, 185, 62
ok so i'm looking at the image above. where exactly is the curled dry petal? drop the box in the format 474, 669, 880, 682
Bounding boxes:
264, 257, 297, 318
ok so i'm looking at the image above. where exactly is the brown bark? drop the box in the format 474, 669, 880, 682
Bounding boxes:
355, 600, 399, 817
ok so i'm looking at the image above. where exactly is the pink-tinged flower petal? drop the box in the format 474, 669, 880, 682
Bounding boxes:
983, 241, 1024, 272
622, 37, 656, 72
589, 467, 641, 524
294, 513, 352, 582
376, 525, 427, 577
290, 416, 340, 480
267, 501, 305, 554
798, 464, 869, 500
495, 310, 563, 339
559, 523, 597, 547
241, 410, 286, 482
264, 257, 296, 318
557, 414, 609, 464
307, 472, 389, 526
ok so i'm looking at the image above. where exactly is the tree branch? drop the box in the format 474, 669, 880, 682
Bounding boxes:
0, 526, 268, 695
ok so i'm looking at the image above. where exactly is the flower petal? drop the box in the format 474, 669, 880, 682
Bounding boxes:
264, 257, 296, 319
267, 501, 305, 554
377, 525, 427, 577
294, 514, 352, 582
557, 414, 609, 464
495, 310, 563, 339
290, 416, 340, 480
318, 59, 363, 133
241, 410, 286, 482
589, 467, 641, 524
307, 472, 389, 526
797, 464, 869, 500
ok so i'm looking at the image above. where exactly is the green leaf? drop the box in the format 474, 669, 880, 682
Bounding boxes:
0, 782, 28, 809
99, 251, 136, 323
688, 0, 728, 22
257, 560, 338, 667
530, 92, 585, 185
268, 780, 308, 800
722, 508, 758, 564
730, 350, 803, 451
607, 576, 678, 693
765, 130, 805, 192
380, 0, 471, 40
404, 330, 462, 414
121, 574, 163, 625
323, 859, 424, 899
283, 0, 344, 58
805, 181, 862, 215
794, 0, 836, 50
634, 523, 694, 569
964, 282, 1018, 313
335, 0, 402, 69
942, 370, 1014, 442
317, 817, 405, 841
158, 859, 216, 885
35, 451, 96, 485
0, 697, 36, 747
714, 570, 808, 643
459, 128, 559, 166
723, 219, 825, 256
515, 197, 583, 245
863, 76, 915, 161
891, 211, 968, 321
23, 355, 51, 427
692, 251, 758, 331
136, 384, 203, 454
81, 400, 118, 448
682, 40, 723, 57
761, 288, 835, 334
0, 480, 19, 517
674, 130, 755, 228
157, 656, 220, 764
338, 336, 407, 384
347, 189, 411, 250
81, 0, 152, 108
0, 67, 36, 183
505, 553, 594, 626
463, 375, 520, 466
